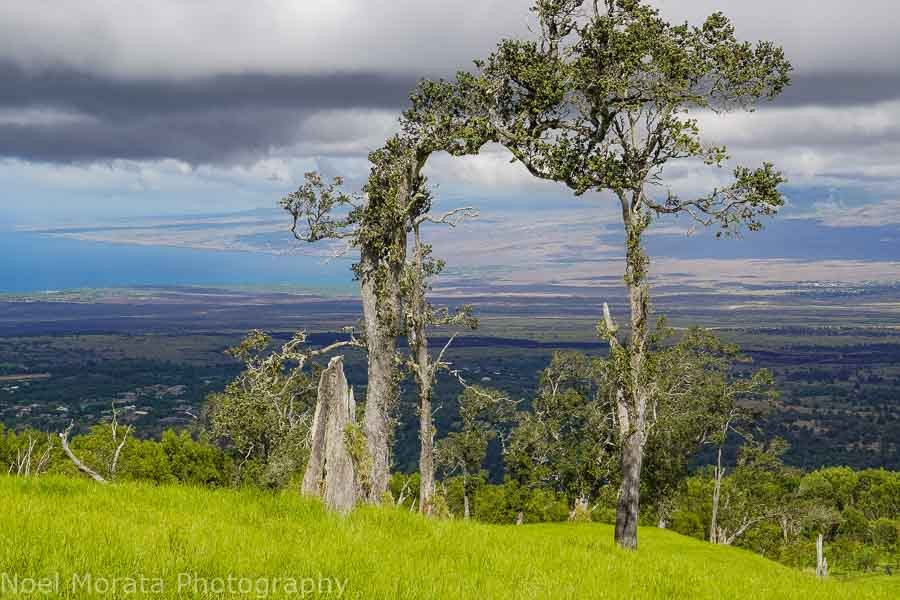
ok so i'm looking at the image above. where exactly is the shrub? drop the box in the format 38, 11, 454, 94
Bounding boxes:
669, 509, 705, 540
871, 518, 899, 550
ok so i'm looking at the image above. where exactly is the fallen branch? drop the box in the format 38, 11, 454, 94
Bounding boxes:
59, 422, 107, 484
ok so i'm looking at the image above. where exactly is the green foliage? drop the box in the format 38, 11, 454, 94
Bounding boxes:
389, 472, 422, 510
506, 351, 615, 502
436, 386, 515, 489
470, 482, 570, 525
121, 436, 175, 484
442, 473, 486, 516
857, 469, 900, 520
871, 519, 899, 550
840, 507, 872, 541
672, 457, 900, 574
159, 430, 231, 488
208, 330, 319, 488
669, 509, 705, 540
280, 172, 356, 242
346, 423, 373, 497
436, 0, 792, 235
643, 328, 776, 517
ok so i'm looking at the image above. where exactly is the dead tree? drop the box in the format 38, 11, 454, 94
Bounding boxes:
816, 534, 829, 577
282, 152, 421, 503
12, 433, 53, 477
282, 70, 494, 502
59, 422, 107, 484
301, 356, 360, 513
109, 406, 132, 478
57, 406, 133, 484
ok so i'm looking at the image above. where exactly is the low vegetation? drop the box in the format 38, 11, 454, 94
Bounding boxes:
2, 476, 897, 599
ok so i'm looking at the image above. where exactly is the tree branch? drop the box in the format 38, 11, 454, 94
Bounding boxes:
59, 422, 107, 484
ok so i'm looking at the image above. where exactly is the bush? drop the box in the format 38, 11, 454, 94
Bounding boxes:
473, 484, 515, 524
838, 507, 870, 541
523, 488, 569, 523
669, 509, 705, 540
850, 546, 880, 572
777, 540, 816, 570
593, 507, 617, 525
389, 472, 421, 510
871, 518, 899, 550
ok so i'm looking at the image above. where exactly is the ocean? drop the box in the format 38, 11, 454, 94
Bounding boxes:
1, 232, 356, 293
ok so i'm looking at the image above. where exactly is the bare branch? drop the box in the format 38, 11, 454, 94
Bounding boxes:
59, 422, 107, 484
432, 333, 458, 377
416, 206, 480, 227
110, 425, 132, 477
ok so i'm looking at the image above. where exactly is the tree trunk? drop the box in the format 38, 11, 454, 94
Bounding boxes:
301, 384, 328, 496
359, 245, 403, 503
613, 204, 650, 551
321, 357, 358, 513
410, 223, 436, 516
816, 533, 828, 577
301, 356, 359, 513
462, 470, 471, 520
418, 385, 435, 515
615, 429, 643, 549
710, 445, 724, 544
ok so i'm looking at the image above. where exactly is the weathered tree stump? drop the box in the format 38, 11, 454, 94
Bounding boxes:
300, 356, 358, 513
816, 533, 829, 577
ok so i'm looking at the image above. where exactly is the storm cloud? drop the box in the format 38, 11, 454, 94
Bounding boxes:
2, 1, 900, 165
0, 63, 413, 162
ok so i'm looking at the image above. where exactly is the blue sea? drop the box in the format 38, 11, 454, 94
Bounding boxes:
1, 232, 356, 294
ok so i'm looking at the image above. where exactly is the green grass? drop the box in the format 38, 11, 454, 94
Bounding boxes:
1, 477, 897, 599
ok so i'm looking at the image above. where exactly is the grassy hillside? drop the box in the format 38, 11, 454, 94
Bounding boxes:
1, 477, 897, 599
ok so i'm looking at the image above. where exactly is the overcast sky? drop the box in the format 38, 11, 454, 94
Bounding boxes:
2, 0, 900, 251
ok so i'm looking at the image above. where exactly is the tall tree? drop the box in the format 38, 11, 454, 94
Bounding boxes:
282, 113, 487, 501
422, 0, 791, 548
403, 203, 478, 514
282, 143, 427, 501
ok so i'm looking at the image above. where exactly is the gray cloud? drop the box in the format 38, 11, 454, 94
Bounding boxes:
776, 72, 900, 107
1, 1, 900, 165
0, 62, 413, 162
0, 63, 415, 118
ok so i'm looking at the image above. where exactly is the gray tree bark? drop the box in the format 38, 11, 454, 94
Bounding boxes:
613, 203, 650, 551
615, 427, 644, 548
710, 445, 725, 544
409, 222, 436, 515
359, 246, 403, 503
816, 533, 829, 577
418, 385, 435, 514
301, 383, 328, 496
321, 357, 358, 513
301, 356, 359, 513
